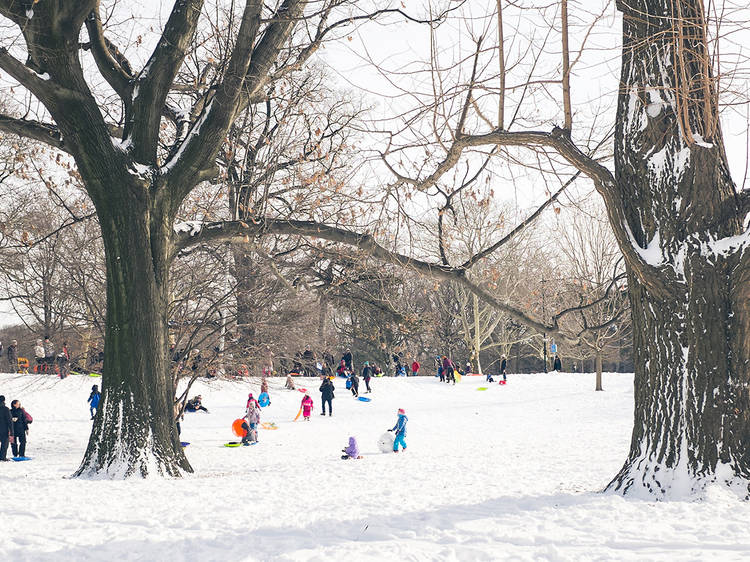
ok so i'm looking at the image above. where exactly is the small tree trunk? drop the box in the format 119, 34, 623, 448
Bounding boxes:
472, 294, 482, 373
74, 190, 191, 478
318, 293, 328, 345
595, 350, 603, 391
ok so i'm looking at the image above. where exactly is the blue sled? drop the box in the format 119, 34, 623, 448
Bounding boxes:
357, 396, 372, 402
12, 457, 32, 461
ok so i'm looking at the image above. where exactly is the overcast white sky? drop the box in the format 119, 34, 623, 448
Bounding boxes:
1, 1, 749, 329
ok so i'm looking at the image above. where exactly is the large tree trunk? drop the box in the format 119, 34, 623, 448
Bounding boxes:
595, 350, 603, 392
74, 186, 191, 478
607, 0, 750, 496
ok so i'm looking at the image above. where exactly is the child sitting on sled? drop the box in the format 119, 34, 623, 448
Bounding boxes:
341, 436, 362, 459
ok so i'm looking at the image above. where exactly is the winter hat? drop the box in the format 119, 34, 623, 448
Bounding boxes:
91, 385, 98, 391
0, 395, 4, 403
398, 408, 405, 414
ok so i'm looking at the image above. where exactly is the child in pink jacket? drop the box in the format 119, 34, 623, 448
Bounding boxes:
301, 394, 314, 420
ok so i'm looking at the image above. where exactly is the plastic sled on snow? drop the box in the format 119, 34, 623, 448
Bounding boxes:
12, 456, 32, 461
357, 396, 371, 402
499, 380, 507, 385
260, 422, 278, 430
258, 392, 270, 407
180, 441, 190, 447
232, 418, 248, 437
476, 387, 488, 391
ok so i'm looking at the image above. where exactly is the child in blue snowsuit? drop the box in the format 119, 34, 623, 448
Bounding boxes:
390, 408, 408, 452
87, 385, 101, 420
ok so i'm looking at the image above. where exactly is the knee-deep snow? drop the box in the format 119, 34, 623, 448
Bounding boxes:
1, 371, 749, 561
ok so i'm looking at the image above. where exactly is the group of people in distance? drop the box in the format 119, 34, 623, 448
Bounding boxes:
0, 337, 70, 376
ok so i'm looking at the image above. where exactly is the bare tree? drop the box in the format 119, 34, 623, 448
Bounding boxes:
553, 205, 629, 390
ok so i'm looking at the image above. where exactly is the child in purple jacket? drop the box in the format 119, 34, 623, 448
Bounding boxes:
341, 436, 362, 459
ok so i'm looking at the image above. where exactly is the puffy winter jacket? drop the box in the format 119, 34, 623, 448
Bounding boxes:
246, 403, 260, 424
319, 379, 335, 400
10, 406, 28, 435
344, 436, 359, 458
392, 414, 408, 436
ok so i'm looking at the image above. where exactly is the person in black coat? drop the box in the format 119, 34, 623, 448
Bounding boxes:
500, 354, 507, 382
342, 348, 353, 372
553, 354, 562, 372
10, 399, 29, 458
362, 362, 372, 393
0, 395, 13, 461
349, 373, 359, 397
319, 377, 335, 416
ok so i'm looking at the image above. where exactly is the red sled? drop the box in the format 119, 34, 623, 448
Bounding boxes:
499, 380, 507, 385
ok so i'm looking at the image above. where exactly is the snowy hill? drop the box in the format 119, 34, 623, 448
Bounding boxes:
1, 371, 749, 560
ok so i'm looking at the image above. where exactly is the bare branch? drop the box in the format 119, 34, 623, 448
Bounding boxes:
0, 115, 66, 150
128, 0, 206, 162
84, 5, 135, 101
173, 218, 573, 341
460, 171, 580, 269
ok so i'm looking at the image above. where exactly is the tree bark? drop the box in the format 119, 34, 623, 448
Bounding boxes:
607, 0, 750, 496
233, 250, 260, 350
595, 350, 603, 391
74, 183, 191, 477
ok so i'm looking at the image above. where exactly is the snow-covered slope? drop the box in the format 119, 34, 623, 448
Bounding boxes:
1, 371, 748, 561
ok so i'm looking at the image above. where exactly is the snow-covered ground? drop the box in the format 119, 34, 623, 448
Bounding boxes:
1, 371, 749, 561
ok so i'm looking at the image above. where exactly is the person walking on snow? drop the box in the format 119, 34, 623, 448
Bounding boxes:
341, 436, 362, 459
242, 400, 260, 444
319, 377, 335, 416
88, 385, 101, 420
553, 354, 562, 372
301, 394, 314, 421
246, 392, 260, 409
389, 408, 408, 452
10, 399, 30, 458
441, 356, 454, 384
500, 354, 507, 382
349, 372, 359, 397
362, 362, 372, 393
